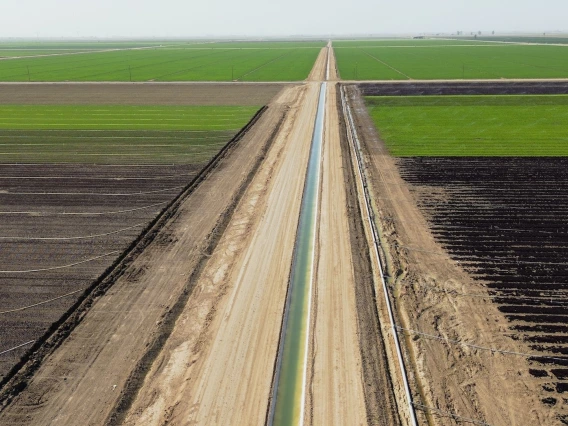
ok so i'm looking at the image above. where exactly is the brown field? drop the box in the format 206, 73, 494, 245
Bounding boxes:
398, 157, 568, 423
0, 82, 286, 105
0, 163, 201, 378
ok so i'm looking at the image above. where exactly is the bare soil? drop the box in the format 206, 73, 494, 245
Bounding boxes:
0, 163, 202, 379
0, 83, 287, 105
345, 84, 556, 425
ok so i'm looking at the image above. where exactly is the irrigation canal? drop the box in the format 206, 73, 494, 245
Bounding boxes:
268, 82, 326, 426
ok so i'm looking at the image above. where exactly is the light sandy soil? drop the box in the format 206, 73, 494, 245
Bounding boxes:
304, 82, 367, 425
0, 83, 286, 105
123, 82, 320, 425
347, 84, 557, 425
0, 91, 289, 426
327, 42, 340, 81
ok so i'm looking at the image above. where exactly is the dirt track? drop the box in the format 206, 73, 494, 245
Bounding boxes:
304, 82, 367, 425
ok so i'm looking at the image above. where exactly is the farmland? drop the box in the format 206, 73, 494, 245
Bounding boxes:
365, 95, 568, 156
0, 41, 325, 81
333, 39, 497, 47
3, 37, 568, 426
335, 42, 568, 80
0, 88, 266, 382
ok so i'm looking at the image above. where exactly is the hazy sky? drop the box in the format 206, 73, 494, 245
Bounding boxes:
2, 0, 566, 38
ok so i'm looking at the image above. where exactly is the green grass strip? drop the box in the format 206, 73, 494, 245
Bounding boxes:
366, 95, 568, 156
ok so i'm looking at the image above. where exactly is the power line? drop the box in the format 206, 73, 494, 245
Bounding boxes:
0, 289, 84, 315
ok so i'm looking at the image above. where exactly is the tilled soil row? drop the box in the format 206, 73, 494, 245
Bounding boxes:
0, 83, 286, 106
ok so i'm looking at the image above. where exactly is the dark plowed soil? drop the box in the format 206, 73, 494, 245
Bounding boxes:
359, 81, 568, 96
337, 85, 401, 425
398, 157, 568, 420
0, 162, 201, 379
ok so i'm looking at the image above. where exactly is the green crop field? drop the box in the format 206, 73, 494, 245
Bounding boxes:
0, 105, 257, 130
0, 41, 324, 81
0, 105, 259, 164
365, 95, 568, 156
333, 39, 495, 47
335, 43, 568, 80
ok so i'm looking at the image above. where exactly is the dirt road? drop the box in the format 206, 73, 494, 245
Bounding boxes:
307, 44, 328, 82
0, 90, 290, 426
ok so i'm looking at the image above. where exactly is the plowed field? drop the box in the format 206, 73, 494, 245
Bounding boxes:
398, 157, 568, 419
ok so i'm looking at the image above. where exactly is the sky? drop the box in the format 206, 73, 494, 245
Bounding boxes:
1, 0, 566, 38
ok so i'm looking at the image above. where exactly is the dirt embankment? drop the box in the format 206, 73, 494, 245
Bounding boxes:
345, 84, 555, 425
335, 83, 402, 425
0, 83, 287, 105
0, 89, 290, 425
